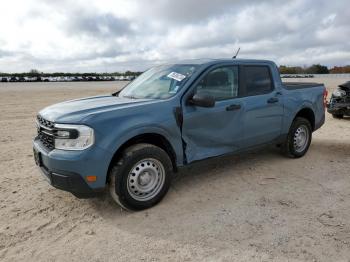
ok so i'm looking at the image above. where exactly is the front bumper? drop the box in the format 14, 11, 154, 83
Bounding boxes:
327, 101, 350, 115
36, 163, 102, 198
33, 138, 113, 198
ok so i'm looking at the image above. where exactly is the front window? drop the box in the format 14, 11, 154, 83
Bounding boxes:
194, 66, 239, 101
119, 64, 199, 99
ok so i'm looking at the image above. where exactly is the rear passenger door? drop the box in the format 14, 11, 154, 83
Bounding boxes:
240, 65, 284, 148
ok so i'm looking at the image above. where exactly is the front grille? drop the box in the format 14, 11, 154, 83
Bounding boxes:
36, 115, 55, 150
37, 115, 55, 128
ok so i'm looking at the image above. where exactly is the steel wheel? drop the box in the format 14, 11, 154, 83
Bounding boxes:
126, 158, 165, 201
293, 124, 310, 153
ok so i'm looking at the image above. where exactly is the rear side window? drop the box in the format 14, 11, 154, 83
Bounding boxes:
195, 66, 239, 101
244, 66, 273, 96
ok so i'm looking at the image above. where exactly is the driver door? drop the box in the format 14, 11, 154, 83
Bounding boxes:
181, 65, 244, 163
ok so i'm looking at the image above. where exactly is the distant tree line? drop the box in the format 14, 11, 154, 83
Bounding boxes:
2, 65, 350, 77
329, 65, 350, 74
279, 64, 350, 74
0, 69, 143, 77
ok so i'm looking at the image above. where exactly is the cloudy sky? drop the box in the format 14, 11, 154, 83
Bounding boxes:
0, 0, 349, 73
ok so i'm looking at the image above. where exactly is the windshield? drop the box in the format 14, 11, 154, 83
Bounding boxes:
119, 64, 199, 99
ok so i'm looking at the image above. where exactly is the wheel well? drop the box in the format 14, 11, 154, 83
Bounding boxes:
107, 133, 177, 182
295, 108, 315, 130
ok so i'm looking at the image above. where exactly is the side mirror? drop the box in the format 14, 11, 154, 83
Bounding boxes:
189, 93, 215, 108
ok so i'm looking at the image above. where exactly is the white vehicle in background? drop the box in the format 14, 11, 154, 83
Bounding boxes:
49, 77, 58, 82
63, 76, 73, 82
57, 76, 65, 82
25, 77, 37, 82
120, 76, 127, 81
125, 75, 135, 81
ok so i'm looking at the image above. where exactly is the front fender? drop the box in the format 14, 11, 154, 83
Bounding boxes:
101, 124, 184, 166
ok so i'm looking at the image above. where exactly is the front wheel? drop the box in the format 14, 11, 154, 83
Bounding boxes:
282, 117, 312, 158
109, 143, 173, 210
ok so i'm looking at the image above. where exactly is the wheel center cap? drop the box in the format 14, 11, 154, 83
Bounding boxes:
298, 133, 305, 144
139, 172, 151, 186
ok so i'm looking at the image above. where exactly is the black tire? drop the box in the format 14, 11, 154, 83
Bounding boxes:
109, 143, 173, 210
332, 114, 344, 119
281, 117, 312, 158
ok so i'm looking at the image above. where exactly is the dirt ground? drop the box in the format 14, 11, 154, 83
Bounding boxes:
0, 78, 349, 261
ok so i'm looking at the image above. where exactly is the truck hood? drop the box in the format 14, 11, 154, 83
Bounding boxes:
39, 95, 153, 123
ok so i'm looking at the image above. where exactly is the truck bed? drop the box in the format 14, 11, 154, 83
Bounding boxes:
283, 82, 324, 90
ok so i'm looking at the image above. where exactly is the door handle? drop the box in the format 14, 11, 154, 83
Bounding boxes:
226, 104, 241, 111
267, 97, 279, 104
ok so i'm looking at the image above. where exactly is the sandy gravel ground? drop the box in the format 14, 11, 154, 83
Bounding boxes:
0, 78, 350, 261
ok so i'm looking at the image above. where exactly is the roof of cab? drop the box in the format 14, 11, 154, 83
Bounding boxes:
173, 58, 275, 66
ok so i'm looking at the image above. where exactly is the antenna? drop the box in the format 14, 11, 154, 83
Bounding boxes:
232, 47, 240, 59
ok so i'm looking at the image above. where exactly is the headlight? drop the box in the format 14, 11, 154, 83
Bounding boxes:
332, 89, 346, 98
54, 124, 94, 150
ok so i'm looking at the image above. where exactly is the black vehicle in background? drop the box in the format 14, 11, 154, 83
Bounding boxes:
327, 81, 350, 118
10, 76, 18, 82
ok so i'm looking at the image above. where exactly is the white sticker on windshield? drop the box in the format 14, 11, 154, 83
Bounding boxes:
167, 72, 186, 82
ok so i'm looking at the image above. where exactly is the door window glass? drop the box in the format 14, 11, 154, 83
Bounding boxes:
244, 66, 273, 96
195, 66, 239, 100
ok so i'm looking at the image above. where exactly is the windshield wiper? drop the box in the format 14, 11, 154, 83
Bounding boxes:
121, 95, 138, 99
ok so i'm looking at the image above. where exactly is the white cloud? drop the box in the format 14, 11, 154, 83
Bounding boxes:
0, 0, 349, 72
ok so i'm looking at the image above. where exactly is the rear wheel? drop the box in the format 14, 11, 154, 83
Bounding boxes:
109, 143, 173, 210
282, 117, 312, 158
332, 114, 344, 119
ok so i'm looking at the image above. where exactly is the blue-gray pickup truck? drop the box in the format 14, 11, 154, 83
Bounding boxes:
33, 59, 327, 210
